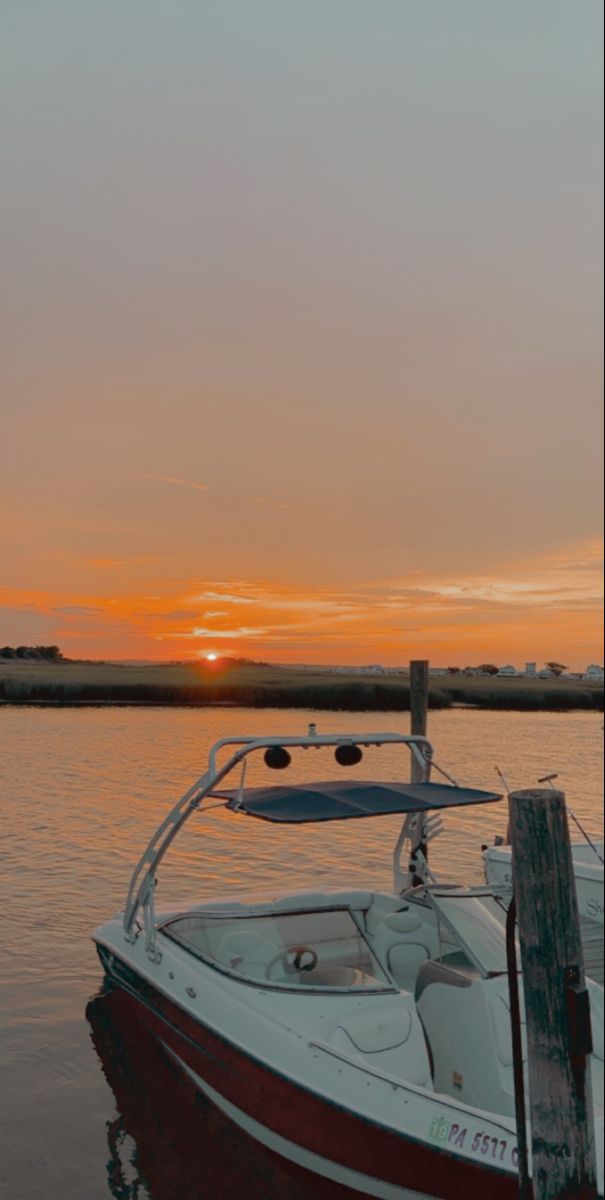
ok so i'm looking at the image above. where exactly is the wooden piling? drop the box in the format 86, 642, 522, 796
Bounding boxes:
508, 788, 598, 1200
409, 659, 429, 784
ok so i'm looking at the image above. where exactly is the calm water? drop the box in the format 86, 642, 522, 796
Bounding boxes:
1, 707, 602, 1200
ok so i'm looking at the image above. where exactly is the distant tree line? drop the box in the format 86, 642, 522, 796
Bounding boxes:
447, 664, 499, 675
0, 645, 64, 661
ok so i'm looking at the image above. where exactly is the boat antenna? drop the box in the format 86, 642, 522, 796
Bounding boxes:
494, 765, 512, 794
538, 774, 604, 866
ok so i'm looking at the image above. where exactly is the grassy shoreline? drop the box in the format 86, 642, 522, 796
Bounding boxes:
0, 661, 602, 712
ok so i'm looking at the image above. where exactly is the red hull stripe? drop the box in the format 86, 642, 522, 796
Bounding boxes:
101, 950, 518, 1200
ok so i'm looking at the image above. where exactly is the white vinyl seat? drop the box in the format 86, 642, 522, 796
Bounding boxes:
373, 911, 431, 992
489, 992, 527, 1067
329, 1001, 433, 1088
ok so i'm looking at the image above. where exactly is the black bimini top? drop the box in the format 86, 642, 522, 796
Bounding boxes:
220, 780, 501, 824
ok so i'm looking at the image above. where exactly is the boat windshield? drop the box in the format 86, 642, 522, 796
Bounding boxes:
161, 906, 395, 993
429, 891, 509, 977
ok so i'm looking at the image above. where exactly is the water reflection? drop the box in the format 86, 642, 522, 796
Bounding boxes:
86, 986, 357, 1200
1, 707, 601, 1198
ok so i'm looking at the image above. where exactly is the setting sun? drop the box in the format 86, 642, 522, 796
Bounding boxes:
205, 652, 218, 662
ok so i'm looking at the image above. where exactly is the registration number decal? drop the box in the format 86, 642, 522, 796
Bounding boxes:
429, 1117, 518, 1166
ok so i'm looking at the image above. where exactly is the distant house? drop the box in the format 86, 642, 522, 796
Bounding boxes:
334, 664, 387, 675
537, 668, 555, 679
463, 668, 483, 676
525, 662, 536, 677
584, 664, 604, 682
497, 665, 517, 677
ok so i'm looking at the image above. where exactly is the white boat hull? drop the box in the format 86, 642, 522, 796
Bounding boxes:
94, 926, 526, 1200
483, 841, 604, 923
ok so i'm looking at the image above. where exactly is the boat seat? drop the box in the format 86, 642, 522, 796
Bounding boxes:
416, 968, 519, 1113
329, 1001, 433, 1088
373, 911, 432, 992
489, 993, 527, 1067
216, 930, 278, 980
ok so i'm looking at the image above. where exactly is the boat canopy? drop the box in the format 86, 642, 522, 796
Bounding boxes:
219, 780, 501, 824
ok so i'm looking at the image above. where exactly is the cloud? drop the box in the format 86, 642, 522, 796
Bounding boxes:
156, 608, 195, 621
52, 604, 105, 616
0, 606, 61, 641
145, 475, 208, 493
195, 591, 254, 605
1, 540, 601, 666
178, 626, 271, 640
531, 540, 603, 573
85, 556, 160, 568
251, 497, 293, 510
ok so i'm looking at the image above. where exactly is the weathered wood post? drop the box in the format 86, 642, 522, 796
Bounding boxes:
409, 659, 429, 783
508, 788, 598, 1200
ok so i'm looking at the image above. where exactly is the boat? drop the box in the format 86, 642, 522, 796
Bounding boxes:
92, 726, 604, 1199
483, 837, 604, 925
86, 987, 352, 1200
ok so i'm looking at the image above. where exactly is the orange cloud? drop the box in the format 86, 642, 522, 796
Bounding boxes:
145, 475, 208, 493
0, 539, 602, 667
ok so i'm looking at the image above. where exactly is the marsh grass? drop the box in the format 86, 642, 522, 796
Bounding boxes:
0, 660, 601, 711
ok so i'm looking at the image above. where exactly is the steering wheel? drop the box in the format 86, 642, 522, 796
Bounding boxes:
265, 945, 319, 980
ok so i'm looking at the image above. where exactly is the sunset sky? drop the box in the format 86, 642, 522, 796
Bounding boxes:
1, 1, 603, 667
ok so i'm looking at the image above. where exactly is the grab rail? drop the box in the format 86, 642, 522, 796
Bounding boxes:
121, 730, 434, 952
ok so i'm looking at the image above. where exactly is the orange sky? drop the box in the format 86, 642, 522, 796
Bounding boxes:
1, 540, 602, 667
1, 3, 603, 668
